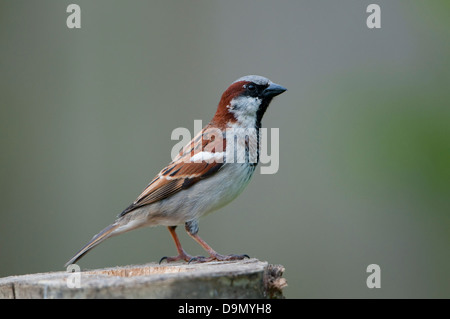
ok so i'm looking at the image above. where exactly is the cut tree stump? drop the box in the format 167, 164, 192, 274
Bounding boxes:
0, 259, 286, 299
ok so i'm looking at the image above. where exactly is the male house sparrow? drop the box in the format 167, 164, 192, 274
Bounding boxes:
65, 75, 286, 266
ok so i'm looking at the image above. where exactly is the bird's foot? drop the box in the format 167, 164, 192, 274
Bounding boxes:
159, 251, 195, 264
160, 251, 250, 264
188, 253, 250, 263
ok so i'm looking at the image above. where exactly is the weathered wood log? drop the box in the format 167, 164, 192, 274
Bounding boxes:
0, 259, 286, 299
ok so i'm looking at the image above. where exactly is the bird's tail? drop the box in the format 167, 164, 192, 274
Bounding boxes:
65, 223, 120, 267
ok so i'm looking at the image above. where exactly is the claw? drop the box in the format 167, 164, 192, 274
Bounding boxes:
188, 256, 207, 264
161, 253, 249, 264
158, 252, 194, 264
213, 253, 250, 261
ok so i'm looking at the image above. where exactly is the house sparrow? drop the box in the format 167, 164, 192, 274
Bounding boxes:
65, 75, 286, 266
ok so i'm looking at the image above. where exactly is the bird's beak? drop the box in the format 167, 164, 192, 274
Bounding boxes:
263, 82, 287, 98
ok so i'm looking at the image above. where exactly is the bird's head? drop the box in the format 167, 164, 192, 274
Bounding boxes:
212, 75, 287, 129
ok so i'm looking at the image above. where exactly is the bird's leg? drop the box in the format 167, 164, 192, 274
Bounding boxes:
159, 226, 194, 263
184, 220, 249, 263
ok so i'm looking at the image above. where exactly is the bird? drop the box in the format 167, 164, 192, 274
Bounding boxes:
65, 75, 286, 266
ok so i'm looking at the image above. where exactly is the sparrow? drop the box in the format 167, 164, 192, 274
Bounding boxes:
65, 75, 286, 266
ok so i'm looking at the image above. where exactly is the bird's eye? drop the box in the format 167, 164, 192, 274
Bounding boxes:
246, 84, 256, 91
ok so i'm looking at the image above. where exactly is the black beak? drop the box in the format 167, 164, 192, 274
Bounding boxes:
263, 82, 287, 98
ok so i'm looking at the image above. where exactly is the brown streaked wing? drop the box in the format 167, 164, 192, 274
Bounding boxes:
119, 161, 223, 217
118, 129, 226, 217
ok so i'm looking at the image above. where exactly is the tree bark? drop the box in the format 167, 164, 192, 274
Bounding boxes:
0, 259, 286, 299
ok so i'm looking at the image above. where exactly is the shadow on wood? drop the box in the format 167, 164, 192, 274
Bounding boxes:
0, 259, 286, 299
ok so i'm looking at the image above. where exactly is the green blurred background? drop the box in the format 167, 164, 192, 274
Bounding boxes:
1, 1, 449, 298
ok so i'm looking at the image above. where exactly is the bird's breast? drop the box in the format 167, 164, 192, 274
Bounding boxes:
150, 163, 256, 225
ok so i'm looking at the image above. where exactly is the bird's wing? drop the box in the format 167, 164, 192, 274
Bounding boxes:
119, 127, 226, 217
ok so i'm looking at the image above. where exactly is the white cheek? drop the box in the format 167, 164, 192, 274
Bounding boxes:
229, 96, 261, 128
